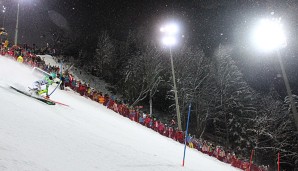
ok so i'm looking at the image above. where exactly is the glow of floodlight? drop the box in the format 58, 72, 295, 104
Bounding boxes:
160, 23, 179, 35
2, 6, 6, 13
162, 36, 177, 47
251, 18, 287, 52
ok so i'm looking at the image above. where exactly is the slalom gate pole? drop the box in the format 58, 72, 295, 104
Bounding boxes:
182, 103, 191, 167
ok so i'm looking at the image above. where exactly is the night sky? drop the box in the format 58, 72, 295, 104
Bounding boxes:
2, 0, 295, 46
0, 0, 296, 45
1, 0, 298, 95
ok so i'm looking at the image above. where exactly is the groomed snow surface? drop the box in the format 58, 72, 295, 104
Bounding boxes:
0, 56, 240, 171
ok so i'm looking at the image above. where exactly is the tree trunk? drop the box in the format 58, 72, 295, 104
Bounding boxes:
225, 112, 229, 147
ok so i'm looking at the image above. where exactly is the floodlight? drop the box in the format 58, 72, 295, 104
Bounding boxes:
162, 36, 177, 47
251, 18, 287, 52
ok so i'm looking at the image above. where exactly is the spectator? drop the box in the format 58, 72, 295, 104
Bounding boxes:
122, 104, 129, 118
107, 96, 115, 111
208, 143, 215, 156
218, 147, 226, 161
225, 151, 232, 163
92, 91, 98, 101
186, 134, 194, 148
103, 94, 109, 106
175, 130, 184, 143
158, 122, 165, 135
139, 115, 144, 125
196, 139, 203, 152
64, 74, 70, 87
231, 153, 240, 168
117, 102, 124, 116
86, 84, 91, 98
59, 74, 65, 90
149, 117, 153, 128
71, 79, 76, 90
17, 55, 23, 63
163, 124, 169, 137
76, 80, 80, 92
129, 109, 136, 121
98, 92, 105, 104
168, 126, 174, 138
134, 109, 140, 122
153, 119, 159, 132
112, 100, 118, 113
170, 119, 176, 127
202, 141, 209, 154
241, 159, 250, 171
78, 82, 85, 96
144, 115, 151, 128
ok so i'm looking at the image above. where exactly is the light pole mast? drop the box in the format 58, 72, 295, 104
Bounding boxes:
277, 50, 298, 131
14, 2, 20, 45
169, 47, 182, 131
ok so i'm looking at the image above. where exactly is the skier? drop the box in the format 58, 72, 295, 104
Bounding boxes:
30, 75, 57, 98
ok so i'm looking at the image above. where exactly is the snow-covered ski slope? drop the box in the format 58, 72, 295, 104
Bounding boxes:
0, 56, 240, 171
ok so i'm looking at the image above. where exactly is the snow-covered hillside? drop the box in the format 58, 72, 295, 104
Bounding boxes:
0, 56, 239, 171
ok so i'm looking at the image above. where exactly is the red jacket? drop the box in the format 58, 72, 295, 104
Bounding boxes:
158, 123, 165, 134
163, 126, 169, 137
118, 104, 123, 115
107, 99, 115, 109
231, 156, 241, 168
144, 117, 151, 127
175, 131, 184, 143
123, 105, 129, 117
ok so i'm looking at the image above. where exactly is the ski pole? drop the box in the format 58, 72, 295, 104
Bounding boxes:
48, 81, 61, 96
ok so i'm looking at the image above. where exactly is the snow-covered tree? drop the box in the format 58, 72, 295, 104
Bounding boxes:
122, 44, 165, 107
272, 96, 298, 167
94, 30, 115, 78
210, 44, 257, 148
170, 45, 215, 134
246, 88, 282, 165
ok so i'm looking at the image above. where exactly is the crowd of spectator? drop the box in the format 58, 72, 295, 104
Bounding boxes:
1, 43, 270, 171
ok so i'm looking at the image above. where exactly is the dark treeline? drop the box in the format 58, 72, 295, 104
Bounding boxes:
55, 26, 298, 170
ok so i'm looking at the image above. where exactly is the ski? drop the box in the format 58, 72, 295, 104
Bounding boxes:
10, 86, 56, 105
28, 87, 68, 106
42, 97, 69, 107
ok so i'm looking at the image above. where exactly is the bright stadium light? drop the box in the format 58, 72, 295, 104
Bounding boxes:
160, 23, 179, 35
162, 36, 177, 46
251, 18, 287, 52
